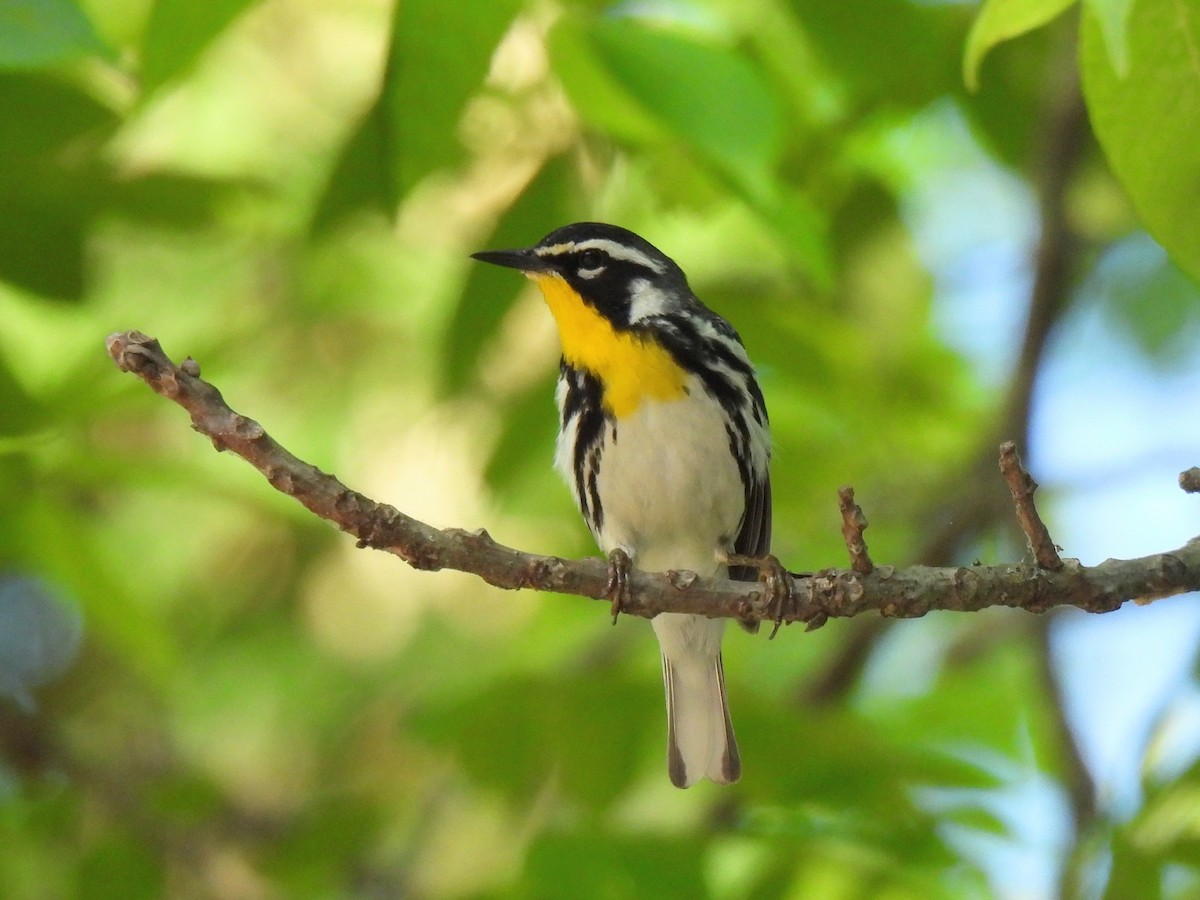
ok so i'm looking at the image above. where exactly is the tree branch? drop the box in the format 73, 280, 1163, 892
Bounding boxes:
107, 330, 1200, 628
837, 486, 874, 574
806, 48, 1094, 704
999, 440, 1064, 571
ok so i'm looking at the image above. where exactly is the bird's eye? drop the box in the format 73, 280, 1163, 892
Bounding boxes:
577, 249, 605, 272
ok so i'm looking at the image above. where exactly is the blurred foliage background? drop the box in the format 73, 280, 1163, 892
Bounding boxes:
2, 0, 1200, 896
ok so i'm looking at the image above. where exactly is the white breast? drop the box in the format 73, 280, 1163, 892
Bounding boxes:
556, 374, 746, 576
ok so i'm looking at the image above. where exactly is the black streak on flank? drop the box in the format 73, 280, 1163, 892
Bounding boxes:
562, 363, 608, 534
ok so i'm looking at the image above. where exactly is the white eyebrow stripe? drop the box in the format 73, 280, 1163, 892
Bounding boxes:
533, 238, 667, 274
578, 238, 667, 273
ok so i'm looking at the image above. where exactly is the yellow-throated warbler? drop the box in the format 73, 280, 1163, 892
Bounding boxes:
473, 222, 771, 788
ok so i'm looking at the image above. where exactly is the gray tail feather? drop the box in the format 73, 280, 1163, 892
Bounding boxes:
663, 653, 741, 788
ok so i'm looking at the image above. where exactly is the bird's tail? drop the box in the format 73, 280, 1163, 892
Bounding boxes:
651, 612, 740, 788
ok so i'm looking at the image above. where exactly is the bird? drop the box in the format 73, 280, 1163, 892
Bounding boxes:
472, 222, 772, 788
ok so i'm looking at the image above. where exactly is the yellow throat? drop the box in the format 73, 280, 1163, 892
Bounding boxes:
533, 273, 687, 418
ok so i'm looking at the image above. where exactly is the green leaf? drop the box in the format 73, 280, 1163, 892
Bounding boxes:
1084, 0, 1135, 75
411, 671, 658, 808
384, 0, 520, 196
1105, 828, 1167, 900
385, 0, 521, 197
1091, 233, 1200, 366
961, 18, 1067, 166
1081, 0, 1200, 284
963, 0, 1078, 91
761, 189, 833, 288
99, 172, 254, 228
140, 0, 259, 94
262, 798, 383, 895
0, 72, 115, 167
0, 352, 41, 436
0, 202, 87, 300
309, 100, 397, 230
558, 15, 785, 200
546, 14, 666, 146
76, 828, 164, 900
521, 834, 708, 897
0, 74, 115, 299
0, 0, 110, 69
795, 0, 964, 106
312, 0, 520, 227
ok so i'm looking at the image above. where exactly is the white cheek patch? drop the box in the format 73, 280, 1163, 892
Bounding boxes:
626, 278, 672, 323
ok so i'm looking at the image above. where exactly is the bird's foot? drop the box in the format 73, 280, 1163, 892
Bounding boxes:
725, 552, 795, 638
605, 547, 633, 625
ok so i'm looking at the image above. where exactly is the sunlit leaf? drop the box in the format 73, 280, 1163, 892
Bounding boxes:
546, 14, 666, 145
1081, 0, 1200, 283
556, 13, 785, 200
139, 0, 258, 94
963, 0, 1078, 90
315, 0, 521, 228
1084, 0, 1135, 75
310, 100, 397, 230
390, 0, 522, 194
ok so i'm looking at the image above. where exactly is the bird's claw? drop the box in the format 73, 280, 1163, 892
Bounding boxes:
605, 548, 633, 625
726, 552, 794, 638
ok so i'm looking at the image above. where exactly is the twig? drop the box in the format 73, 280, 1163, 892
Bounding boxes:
799, 45, 1091, 706
999, 441, 1064, 570
107, 330, 1200, 626
837, 487, 873, 574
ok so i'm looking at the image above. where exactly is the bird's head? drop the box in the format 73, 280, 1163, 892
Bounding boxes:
472, 222, 697, 416
471, 222, 692, 332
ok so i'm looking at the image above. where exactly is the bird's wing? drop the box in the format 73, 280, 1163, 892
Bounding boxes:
729, 472, 771, 582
